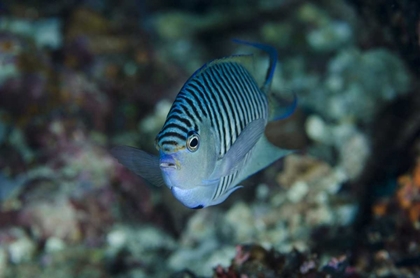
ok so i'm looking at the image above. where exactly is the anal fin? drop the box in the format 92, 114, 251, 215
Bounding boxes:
235, 134, 293, 183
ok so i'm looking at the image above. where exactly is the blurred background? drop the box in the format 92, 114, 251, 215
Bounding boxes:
0, 0, 419, 277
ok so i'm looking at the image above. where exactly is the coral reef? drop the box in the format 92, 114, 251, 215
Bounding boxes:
347, 0, 420, 75
213, 244, 360, 277
0, 0, 419, 277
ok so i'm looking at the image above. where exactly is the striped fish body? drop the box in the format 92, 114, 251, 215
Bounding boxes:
111, 40, 294, 209
157, 60, 268, 155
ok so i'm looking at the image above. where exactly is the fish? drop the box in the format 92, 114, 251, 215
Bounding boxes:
111, 39, 297, 209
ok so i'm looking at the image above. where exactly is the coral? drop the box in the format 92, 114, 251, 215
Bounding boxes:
168, 208, 232, 276
105, 225, 177, 276
347, 0, 420, 76
6, 245, 108, 278
0, 228, 36, 264
397, 171, 420, 224
165, 153, 357, 276
307, 21, 353, 52
324, 48, 410, 123
18, 197, 82, 242
361, 153, 420, 276
0, 17, 62, 50
213, 244, 360, 277
305, 116, 370, 179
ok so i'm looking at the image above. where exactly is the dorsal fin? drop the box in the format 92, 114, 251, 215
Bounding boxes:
269, 92, 298, 121
232, 39, 297, 121
232, 39, 278, 94
184, 54, 255, 85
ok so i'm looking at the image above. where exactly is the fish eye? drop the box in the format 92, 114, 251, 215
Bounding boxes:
186, 133, 199, 152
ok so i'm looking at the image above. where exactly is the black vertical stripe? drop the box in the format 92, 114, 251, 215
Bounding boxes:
215, 64, 240, 140
184, 87, 208, 118
212, 64, 239, 147
192, 79, 217, 128
179, 104, 198, 131
158, 58, 269, 154
222, 63, 248, 128
166, 114, 192, 128
178, 96, 202, 122
219, 64, 246, 133
226, 63, 252, 124
163, 123, 189, 134
235, 63, 260, 121
200, 73, 225, 154
239, 64, 267, 118
187, 83, 212, 123
206, 68, 233, 152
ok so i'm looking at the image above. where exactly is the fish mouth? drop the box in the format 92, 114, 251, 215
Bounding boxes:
159, 151, 180, 170
159, 161, 177, 169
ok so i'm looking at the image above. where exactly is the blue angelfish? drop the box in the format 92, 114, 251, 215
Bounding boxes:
111, 40, 297, 209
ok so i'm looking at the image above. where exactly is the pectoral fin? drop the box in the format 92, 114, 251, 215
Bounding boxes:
209, 118, 265, 180
111, 146, 166, 187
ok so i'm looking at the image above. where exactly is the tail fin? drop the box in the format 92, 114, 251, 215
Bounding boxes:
232, 39, 278, 94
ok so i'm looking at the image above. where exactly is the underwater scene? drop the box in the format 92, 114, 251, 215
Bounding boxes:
0, 0, 420, 277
